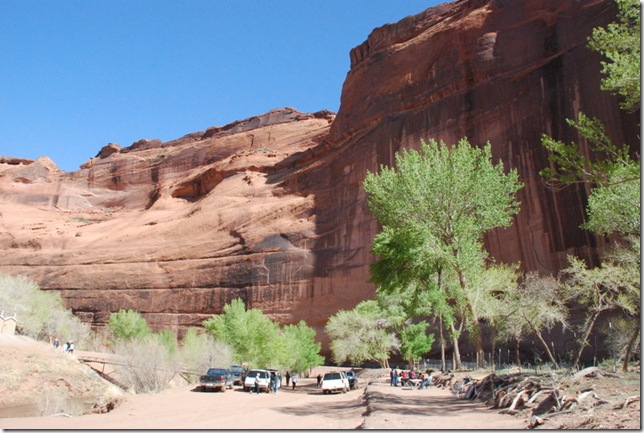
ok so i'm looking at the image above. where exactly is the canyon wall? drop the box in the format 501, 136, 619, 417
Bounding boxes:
0, 0, 638, 349
306, 0, 638, 322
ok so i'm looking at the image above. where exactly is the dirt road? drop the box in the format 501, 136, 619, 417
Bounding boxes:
1, 379, 365, 430
1, 376, 529, 430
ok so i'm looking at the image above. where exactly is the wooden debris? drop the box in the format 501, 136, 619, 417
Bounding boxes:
449, 368, 626, 429
571, 366, 622, 380
616, 395, 640, 409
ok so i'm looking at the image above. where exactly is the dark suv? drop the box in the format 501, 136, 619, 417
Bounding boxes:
345, 370, 358, 389
228, 364, 246, 386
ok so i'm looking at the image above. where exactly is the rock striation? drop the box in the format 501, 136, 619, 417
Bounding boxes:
0, 0, 638, 349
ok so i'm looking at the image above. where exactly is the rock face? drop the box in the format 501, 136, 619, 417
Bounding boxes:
0, 108, 336, 333
0, 0, 638, 350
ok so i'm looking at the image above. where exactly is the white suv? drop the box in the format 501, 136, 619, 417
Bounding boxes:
321, 371, 350, 394
243, 369, 271, 393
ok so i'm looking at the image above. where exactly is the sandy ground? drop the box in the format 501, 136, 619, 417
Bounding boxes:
1, 374, 529, 430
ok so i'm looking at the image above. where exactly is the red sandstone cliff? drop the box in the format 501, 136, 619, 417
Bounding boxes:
0, 0, 638, 346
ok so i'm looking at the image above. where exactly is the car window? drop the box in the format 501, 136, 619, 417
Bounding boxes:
324, 372, 341, 380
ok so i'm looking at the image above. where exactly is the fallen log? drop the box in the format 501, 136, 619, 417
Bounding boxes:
615, 395, 640, 409
572, 366, 622, 380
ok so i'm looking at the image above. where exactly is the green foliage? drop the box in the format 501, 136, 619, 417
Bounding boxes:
399, 321, 434, 365
587, 0, 640, 112
203, 298, 322, 373
364, 139, 522, 243
281, 321, 324, 374
155, 329, 178, 354
364, 138, 523, 366
562, 253, 640, 368
325, 300, 397, 368
540, 113, 638, 188
583, 162, 640, 246
108, 309, 152, 342
472, 263, 520, 339
565, 255, 640, 314
0, 273, 91, 346
203, 298, 281, 368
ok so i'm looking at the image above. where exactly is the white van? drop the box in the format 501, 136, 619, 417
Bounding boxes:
243, 369, 271, 393
321, 371, 350, 394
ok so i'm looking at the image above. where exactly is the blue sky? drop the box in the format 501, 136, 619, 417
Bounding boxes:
1, 1, 444, 172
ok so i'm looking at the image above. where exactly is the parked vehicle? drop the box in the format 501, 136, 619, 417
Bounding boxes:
345, 370, 358, 389
321, 371, 349, 394
228, 364, 247, 385
199, 368, 233, 392
243, 369, 271, 393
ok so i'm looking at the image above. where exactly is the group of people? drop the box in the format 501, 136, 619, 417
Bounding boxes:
253, 371, 299, 394
389, 368, 435, 389
52, 337, 74, 354
284, 371, 298, 390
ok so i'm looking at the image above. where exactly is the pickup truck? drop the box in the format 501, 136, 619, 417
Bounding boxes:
199, 368, 233, 392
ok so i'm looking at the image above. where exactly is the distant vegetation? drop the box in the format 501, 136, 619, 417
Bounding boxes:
0, 273, 91, 345
0, 274, 323, 394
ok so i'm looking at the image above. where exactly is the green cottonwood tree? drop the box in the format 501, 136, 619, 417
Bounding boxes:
281, 321, 324, 374
108, 309, 152, 342
364, 138, 522, 368
325, 300, 397, 368
203, 298, 282, 369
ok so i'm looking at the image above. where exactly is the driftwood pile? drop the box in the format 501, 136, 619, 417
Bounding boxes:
431, 372, 455, 389
454, 367, 636, 429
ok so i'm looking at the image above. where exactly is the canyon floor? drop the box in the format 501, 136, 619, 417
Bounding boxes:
0, 336, 639, 430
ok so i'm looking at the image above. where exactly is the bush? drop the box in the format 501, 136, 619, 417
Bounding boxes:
180, 328, 233, 376
112, 336, 179, 393
0, 273, 91, 348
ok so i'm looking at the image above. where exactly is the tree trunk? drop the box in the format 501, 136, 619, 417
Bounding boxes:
490, 328, 497, 372
450, 322, 462, 370
622, 325, 640, 372
572, 310, 602, 369
472, 317, 485, 369
534, 330, 559, 369
456, 267, 485, 369
514, 338, 521, 367
439, 316, 446, 372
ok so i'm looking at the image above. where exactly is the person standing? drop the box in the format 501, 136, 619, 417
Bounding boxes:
390, 368, 395, 386
291, 373, 298, 390
316, 374, 322, 388
285, 371, 291, 387
253, 374, 260, 394
53, 337, 59, 349
270, 372, 279, 394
